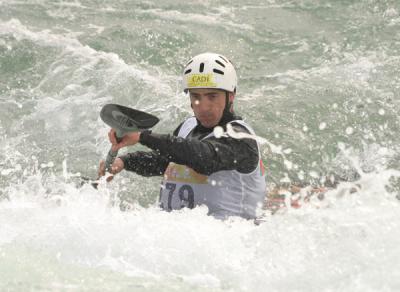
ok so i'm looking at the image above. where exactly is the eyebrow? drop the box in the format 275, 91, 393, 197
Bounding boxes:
190, 91, 220, 96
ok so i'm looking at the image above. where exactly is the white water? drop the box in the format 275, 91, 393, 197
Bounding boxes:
1, 159, 399, 291
1, 0, 400, 291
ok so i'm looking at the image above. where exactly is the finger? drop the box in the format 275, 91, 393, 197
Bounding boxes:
111, 144, 121, 152
108, 130, 113, 143
111, 138, 128, 152
98, 160, 105, 177
111, 165, 122, 174
108, 129, 117, 144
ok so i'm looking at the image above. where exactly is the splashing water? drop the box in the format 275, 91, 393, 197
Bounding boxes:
1, 0, 400, 291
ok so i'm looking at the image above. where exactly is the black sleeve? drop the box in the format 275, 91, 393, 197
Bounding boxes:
119, 151, 169, 176
139, 124, 259, 175
118, 122, 185, 177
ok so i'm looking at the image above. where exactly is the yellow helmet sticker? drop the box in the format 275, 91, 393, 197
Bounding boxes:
187, 74, 217, 88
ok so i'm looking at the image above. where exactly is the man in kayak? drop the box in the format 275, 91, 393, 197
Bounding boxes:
98, 52, 266, 219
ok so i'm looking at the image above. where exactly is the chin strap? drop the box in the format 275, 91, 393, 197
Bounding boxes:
224, 91, 232, 114
217, 91, 235, 126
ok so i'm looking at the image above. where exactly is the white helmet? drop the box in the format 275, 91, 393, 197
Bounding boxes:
182, 53, 237, 93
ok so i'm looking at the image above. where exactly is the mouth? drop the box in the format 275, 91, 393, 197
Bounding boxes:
198, 114, 212, 120
198, 115, 214, 123
197, 115, 217, 127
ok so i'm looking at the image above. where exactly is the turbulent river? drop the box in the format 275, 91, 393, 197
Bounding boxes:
1, 0, 400, 291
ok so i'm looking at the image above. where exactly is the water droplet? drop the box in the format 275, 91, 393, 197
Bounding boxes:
213, 126, 224, 138
284, 160, 293, 170
345, 127, 354, 135
283, 148, 292, 154
280, 174, 291, 184
378, 147, 388, 155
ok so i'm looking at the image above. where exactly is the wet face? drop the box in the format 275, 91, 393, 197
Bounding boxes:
189, 88, 234, 128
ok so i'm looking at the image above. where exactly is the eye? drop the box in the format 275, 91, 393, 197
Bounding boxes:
190, 94, 201, 104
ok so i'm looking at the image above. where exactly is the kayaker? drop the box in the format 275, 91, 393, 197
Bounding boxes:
98, 52, 266, 219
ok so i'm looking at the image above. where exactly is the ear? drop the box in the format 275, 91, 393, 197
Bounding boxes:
229, 92, 235, 103
228, 92, 235, 111
188, 91, 193, 108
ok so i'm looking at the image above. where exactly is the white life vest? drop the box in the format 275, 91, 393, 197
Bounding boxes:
159, 117, 266, 219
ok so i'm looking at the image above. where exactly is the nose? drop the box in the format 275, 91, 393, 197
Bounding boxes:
194, 97, 211, 111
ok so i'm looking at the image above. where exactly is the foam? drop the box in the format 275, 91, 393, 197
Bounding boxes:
1, 2, 400, 290
1, 164, 400, 291
137, 8, 254, 31
0, 19, 174, 95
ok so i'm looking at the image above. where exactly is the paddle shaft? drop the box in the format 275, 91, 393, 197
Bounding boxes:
104, 135, 122, 172
89, 135, 121, 189
84, 104, 159, 189
105, 148, 118, 172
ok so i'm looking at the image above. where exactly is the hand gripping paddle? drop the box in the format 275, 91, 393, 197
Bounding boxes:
100, 104, 159, 172
75, 103, 159, 189
81, 104, 158, 188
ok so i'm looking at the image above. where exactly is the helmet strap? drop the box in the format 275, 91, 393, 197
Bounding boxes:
224, 91, 233, 114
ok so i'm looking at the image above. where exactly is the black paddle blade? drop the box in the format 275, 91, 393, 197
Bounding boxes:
100, 104, 159, 135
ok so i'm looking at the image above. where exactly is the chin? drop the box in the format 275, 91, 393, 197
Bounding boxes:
200, 120, 216, 128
